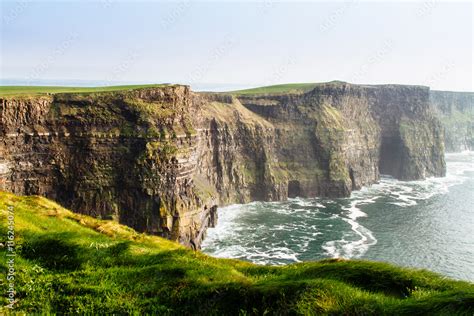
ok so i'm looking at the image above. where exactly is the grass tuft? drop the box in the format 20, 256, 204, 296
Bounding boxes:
0, 191, 473, 314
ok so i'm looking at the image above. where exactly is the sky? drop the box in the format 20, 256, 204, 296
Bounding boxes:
1, 0, 472, 91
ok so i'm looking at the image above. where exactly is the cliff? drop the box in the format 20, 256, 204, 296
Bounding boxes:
232, 83, 445, 187
0, 82, 446, 248
430, 90, 473, 152
2, 191, 473, 314
0, 86, 216, 249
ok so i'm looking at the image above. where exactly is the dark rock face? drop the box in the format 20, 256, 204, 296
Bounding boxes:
235, 83, 445, 182
365, 85, 446, 180
0, 86, 217, 248
430, 90, 473, 152
0, 82, 446, 248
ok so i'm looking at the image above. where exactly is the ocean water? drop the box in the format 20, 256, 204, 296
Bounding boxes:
202, 152, 474, 281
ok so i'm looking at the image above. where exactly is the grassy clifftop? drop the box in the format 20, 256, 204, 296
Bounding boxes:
0, 82, 318, 97
1, 192, 473, 314
0, 84, 168, 97
229, 83, 321, 95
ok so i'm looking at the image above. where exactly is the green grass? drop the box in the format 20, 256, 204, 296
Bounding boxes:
0, 84, 168, 97
1, 191, 473, 314
229, 81, 347, 95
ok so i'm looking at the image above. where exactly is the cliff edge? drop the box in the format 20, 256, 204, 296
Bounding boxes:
1, 191, 472, 314
0, 82, 446, 248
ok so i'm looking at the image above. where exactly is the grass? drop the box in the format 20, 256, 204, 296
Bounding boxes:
229, 81, 346, 95
0, 84, 168, 97
201, 100, 273, 128
7, 84, 195, 140
1, 191, 473, 314
230, 83, 319, 95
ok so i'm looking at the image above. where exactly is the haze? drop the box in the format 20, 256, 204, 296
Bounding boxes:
1, 0, 472, 91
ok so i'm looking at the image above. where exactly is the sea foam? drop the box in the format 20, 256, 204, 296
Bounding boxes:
203, 152, 474, 264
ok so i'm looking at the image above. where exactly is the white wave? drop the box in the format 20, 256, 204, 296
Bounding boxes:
203, 153, 474, 265
304, 200, 327, 209
220, 245, 302, 265
342, 196, 378, 221
322, 194, 378, 258
208, 244, 249, 259
201, 204, 249, 250
322, 152, 473, 259
445, 150, 474, 158
248, 247, 301, 262
321, 241, 338, 257
273, 224, 290, 231
290, 197, 313, 207
322, 222, 377, 259
357, 152, 468, 207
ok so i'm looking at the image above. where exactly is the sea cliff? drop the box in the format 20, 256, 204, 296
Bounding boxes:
0, 82, 446, 248
430, 90, 473, 152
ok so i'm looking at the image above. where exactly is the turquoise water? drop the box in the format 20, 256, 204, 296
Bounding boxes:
202, 152, 474, 281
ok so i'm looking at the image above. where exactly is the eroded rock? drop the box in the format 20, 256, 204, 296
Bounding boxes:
0, 82, 446, 248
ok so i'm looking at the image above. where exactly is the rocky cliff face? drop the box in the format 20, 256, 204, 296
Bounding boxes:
0, 86, 217, 248
430, 90, 473, 152
0, 82, 446, 248
233, 83, 445, 183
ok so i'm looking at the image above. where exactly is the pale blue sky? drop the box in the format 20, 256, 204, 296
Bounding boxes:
1, 1, 472, 91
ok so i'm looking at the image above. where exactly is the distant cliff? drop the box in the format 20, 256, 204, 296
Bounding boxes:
430, 90, 473, 152
0, 82, 446, 248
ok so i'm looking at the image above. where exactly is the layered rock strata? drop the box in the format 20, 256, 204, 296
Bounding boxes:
0, 82, 446, 248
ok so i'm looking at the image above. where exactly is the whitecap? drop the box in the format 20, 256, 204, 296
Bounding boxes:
203, 152, 473, 266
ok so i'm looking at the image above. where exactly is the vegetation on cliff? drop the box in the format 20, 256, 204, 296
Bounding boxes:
229, 82, 355, 96
230, 83, 320, 95
0, 84, 167, 97
430, 90, 473, 152
0, 83, 448, 249
0, 85, 216, 248
1, 192, 473, 315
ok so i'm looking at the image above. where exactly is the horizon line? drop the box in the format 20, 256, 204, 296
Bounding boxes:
1, 78, 473, 93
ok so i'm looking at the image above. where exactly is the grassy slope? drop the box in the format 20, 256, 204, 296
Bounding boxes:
0, 84, 167, 97
0, 191, 473, 315
228, 81, 351, 95
229, 83, 320, 95
229, 82, 433, 96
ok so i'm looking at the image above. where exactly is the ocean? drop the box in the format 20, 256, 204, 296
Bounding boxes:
202, 151, 474, 281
